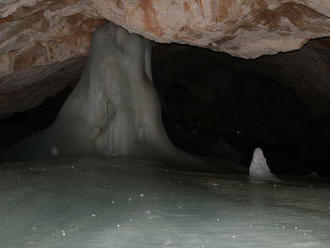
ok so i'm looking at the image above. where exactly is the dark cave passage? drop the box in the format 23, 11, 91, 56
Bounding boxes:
1, 38, 330, 178
152, 40, 330, 177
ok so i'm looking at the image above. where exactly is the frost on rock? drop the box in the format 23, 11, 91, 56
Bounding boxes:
0, 22, 244, 173
249, 148, 279, 181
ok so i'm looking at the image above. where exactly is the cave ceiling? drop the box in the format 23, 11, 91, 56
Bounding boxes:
0, 0, 330, 118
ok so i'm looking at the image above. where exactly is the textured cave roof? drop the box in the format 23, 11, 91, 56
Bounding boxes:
0, 0, 330, 118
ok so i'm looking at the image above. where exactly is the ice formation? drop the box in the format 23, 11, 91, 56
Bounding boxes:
1, 158, 329, 248
0, 22, 244, 173
249, 148, 279, 181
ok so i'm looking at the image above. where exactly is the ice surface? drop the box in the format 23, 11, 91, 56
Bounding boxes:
0, 22, 244, 174
0, 157, 330, 248
249, 148, 279, 182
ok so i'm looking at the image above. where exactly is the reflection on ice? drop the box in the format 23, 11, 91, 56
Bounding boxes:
0, 157, 329, 248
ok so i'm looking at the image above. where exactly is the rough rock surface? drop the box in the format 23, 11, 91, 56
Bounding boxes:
94, 0, 330, 58
1, 0, 330, 117
0, 0, 103, 118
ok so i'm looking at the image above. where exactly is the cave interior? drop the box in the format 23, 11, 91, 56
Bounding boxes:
1, 17, 330, 247
1, 34, 330, 179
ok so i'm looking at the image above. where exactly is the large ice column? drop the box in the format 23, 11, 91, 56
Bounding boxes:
0, 24, 159, 159
0, 23, 245, 173
48, 23, 174, 159
0, 23, 244, 173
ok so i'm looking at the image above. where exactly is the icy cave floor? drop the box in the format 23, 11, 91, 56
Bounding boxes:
1, 157, 330, 248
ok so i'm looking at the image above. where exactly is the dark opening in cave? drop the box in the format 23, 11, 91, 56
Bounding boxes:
1, 39, 330, 178
152, 40, 330, 178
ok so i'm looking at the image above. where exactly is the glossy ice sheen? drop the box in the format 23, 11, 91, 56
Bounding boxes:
1, 157, 329, 248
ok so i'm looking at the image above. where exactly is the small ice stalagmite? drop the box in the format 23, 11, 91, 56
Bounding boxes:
0, 22, 245, 173
249, 148, 279, 181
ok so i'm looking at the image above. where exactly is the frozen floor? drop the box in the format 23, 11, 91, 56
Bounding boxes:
0, 157, 329, 248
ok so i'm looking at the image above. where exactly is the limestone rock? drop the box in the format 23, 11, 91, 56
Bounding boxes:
0, 0, 103, 117
94, 0, 330, 58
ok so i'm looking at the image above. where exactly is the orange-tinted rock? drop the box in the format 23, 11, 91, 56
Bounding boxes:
94, 0, 330, 58
0, 1, 103, 117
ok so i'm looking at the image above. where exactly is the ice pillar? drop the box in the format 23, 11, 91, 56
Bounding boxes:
0, 23, 245, 173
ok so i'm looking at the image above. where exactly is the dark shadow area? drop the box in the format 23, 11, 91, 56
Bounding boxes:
152, 39, 330, 178
0, 85, 74, 150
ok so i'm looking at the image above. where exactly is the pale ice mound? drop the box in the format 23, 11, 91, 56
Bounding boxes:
0, 158, 330, 248
249, 147, 279, 181
0, 22, 244, 174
